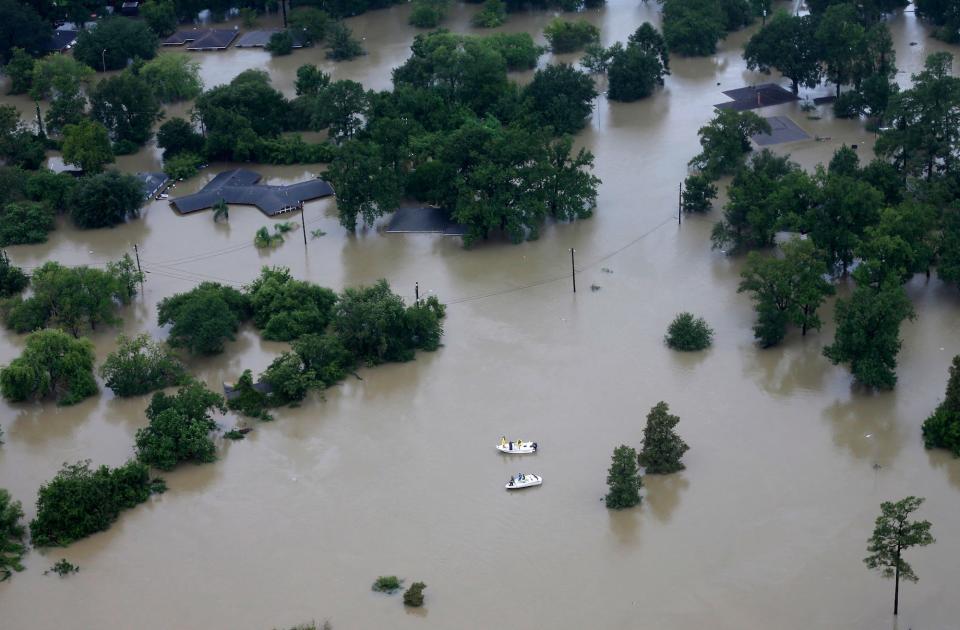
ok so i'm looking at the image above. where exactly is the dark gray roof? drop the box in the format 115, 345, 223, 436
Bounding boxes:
187, 29, 238, 50
715, 83, 799, 111
44, 30, 78, 52
171, 169, 334, 216
751, 116, 811, 146
136, 172, 170, 199
386, 206, 466, 235
235, 29, 307, 48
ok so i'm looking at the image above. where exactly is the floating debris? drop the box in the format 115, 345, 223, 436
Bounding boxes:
590, 284, 602, 292
601, 267, 614, 274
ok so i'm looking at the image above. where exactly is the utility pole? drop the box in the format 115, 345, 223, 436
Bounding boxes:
415, 282, 419, 303
280, 0, 288, 27
678, 181, 682, 225
133, 244, 144, 289
570, 248, 576, 293
35, 102, 45, 138
101, 48, 107, 73
300, 202, 307, 246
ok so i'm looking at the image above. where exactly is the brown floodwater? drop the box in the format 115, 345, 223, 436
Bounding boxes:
2, 2, 960, 629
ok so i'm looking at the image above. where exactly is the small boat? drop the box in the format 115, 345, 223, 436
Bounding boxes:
506, 473, 542, 490
496, 437, 538, 454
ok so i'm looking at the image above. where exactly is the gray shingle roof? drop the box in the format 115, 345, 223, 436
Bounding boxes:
171, 169, 334, 216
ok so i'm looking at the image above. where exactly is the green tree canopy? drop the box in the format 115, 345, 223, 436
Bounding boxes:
99, 333, 188, 398
157, 117, 204, 159
543, 19, 599, 53
136, 381, 226, 470
0, 329, 98, 405
0, 488, 26, 582
141, 0, 178, 37
922, 355, 960, 456
523, 64, 597, 135
664, 312, 713, 351
823, 270, 914, 390
638, 401, 689, 474
743, 13, 821, 94
90, 71, 162, 146
690, 109, 770, 180
0, 250, 28, 298
74, 17, 158, 71
0, 0, 51, 62
69, 171, 144, 228
157, 282, 251, 355
29, 460, 155, 547
61, 120, 114, 174
864, 496, 935, 615
246, 266, 338, 341
0, 202, 55, 247
605, 444, 642, 509
139, 53, 203, 102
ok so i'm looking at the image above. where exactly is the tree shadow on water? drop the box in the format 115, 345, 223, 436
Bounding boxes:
643, 474, 689, 524
926, 449, 960, 491
608, 505, 642, 546
743, 341, 828, 399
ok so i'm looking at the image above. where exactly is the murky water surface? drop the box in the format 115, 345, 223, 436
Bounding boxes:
2, 2, 959, 629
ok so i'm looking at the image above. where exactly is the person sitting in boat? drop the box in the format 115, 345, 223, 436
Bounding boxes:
517, 439, 523, 449
500, 436, 507, 447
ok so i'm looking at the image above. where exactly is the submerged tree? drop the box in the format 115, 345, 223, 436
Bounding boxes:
922, 355, 960, 456
99, 334, 188, 398
638, 401, 689, 474
136, 381, 227, 470
864, 496, 935, 616
0, 329, 98, 406
0, 488, 26, 581
664, 312, 713, 351
605, 444, 643, 509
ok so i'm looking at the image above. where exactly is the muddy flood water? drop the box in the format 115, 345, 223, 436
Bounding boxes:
2, 1, 960, 628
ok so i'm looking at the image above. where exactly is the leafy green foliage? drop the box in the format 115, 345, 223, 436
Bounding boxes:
69, 171, 144, 229
523, 64, 596, 135
864, 496, 934, 615
62, 120, 114, 174
267, 30, 296, 56
289, 8, 330, 44
681, 175, 717, 213
0, 488, 26, 582
292, 333, 354, 387
544, 19, 599, 53
607, 24, 670, 102
3, 48, 35, 95
0, 250, 28, 298
744, 13, 821, 94
737, 239, 834, 346
90, 71, 162, 146
157, 118, 205, 159
157, 283, 251, 355
823, 270, 914, 390
605, 444, 642, 509
74, 17, 158, 71
325, 22, 365, 61
0, 329, 97, 405
409, 0, 449, 28
664, 312, 713, 351
690, 110, 770, 180
45, 558, 79, 577
99, 334, 188, 398
139, 53, 203, 103
922, 355, 960, 456
261, 352, 315, 406
372, 575, 402, 592
226, 369, 273, 422
247, 267, 338, 341
141, 0, 178, 37
136, 381, 226, 470
0, 105, 45, 169
471, 0, 506, 28
327, 140, 402, 231
638, 401, 689, 474
662, 0, 751, 57
403, 581, 427, 607
0, 202, 54, 247
29, 460, 156, 547
164, 152, 203, 180
0, 0, 51, 63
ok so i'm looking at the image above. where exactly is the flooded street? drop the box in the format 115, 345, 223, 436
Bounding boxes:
2, 2, 960, 628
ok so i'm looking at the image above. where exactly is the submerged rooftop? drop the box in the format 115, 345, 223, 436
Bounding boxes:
170, 169, 334, 216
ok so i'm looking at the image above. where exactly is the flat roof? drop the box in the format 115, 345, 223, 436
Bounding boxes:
386, 207, 466, 235
235, 29, 307, 48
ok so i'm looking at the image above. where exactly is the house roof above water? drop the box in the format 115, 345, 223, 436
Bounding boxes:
170, 169, 335, 216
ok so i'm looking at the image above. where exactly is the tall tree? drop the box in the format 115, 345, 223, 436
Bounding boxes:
805, 171, 882, 273
523, 64, 597, 135
68, 171, 144, 228
823, 270, 914, 390
0, 329, 98, 405
90, 72, 163, 146
73, 17, 158, 71
327, 139, 402, 232
864, 497, 935, 616
605, 444, 642, 509
815, 3, 864, 97
690, 109, 770, 180
157, 283, 251, 355
139, 54, 203, 103
0, 488, 26, 582
61, 120, 114, 173
743, 13, 821, 95
0, 0, 51, 63
638, 401, 689, 474
543, 136, 600, 222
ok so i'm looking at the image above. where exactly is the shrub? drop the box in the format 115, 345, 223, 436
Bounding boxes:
29, 460, 156, 547
681, 175, 718, 213
403, 581, 427, 607
261, 352, 315, 405
409, 0, 448, 28
136, 381, 226, 470
325, 22, 364, 60
226, 369, 274, 421
0, 330, 98, 406
638, 401, 689, 474
293, 333, 354, 387
372, 575, 402, 592
99, 333, 188, 397
605, 445, 642, 509
247, 267, 338, 341
69, 171, 144, 229
157, 283, 251, 355
665, 312, 713, 351
163, 152, 203, 180
471, 0, 506, 28
0, 202, 55, 246
267, 30, 295, 56
45, 559, 79, 576
544, 19, 600, 54
73, 17, 158, 70
0, 488, 26, 581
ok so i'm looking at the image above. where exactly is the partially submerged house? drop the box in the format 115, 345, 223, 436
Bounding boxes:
170, 169, 334, 216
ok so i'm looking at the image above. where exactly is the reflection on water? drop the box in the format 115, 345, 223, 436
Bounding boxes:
1, 1, 960, 629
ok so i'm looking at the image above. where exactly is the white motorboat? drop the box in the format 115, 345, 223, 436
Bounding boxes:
496, 438, 538, 454
505, 473, 542, 490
